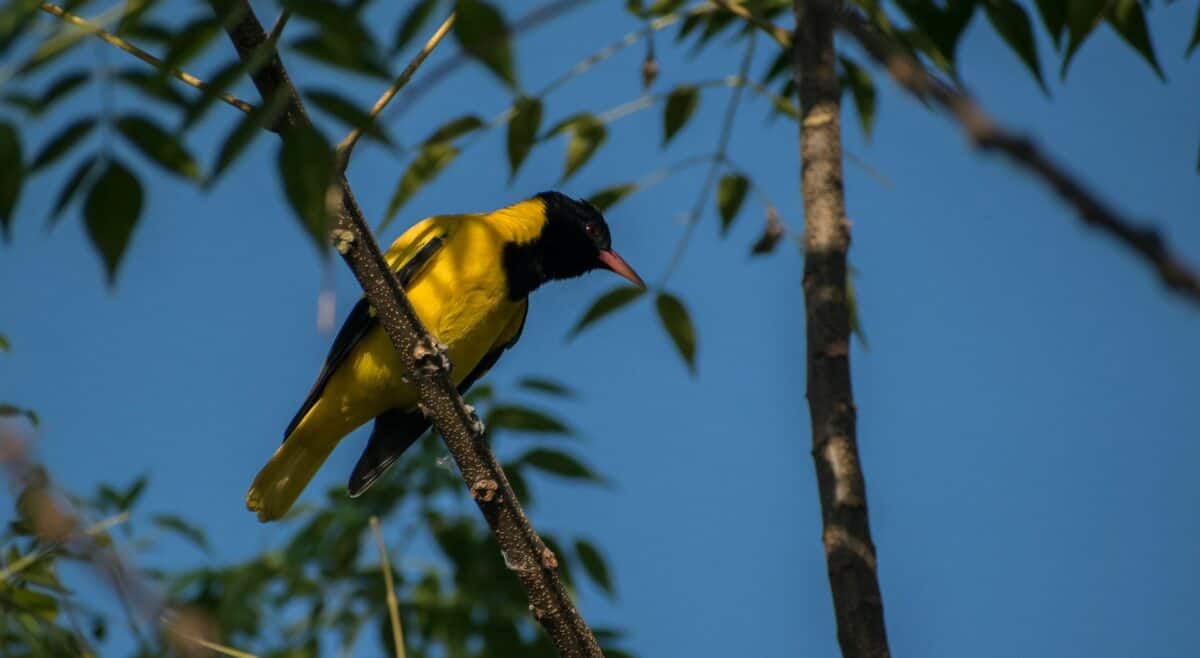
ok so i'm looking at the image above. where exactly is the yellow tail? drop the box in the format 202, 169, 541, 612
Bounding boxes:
245, 429, 337, 523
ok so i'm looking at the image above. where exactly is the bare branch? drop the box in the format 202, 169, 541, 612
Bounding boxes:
836, 10, 1200, 306
203, 1, 603, 655
792, 2, 892, 657
337, 12, 457, 165
37, 2, 257, 115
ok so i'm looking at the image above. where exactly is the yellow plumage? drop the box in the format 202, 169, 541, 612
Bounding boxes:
246, 200, 545, 521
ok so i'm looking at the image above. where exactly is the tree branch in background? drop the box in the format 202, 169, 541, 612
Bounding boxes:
0, 427, 238, 658
203, 1, 603, 656
836, 10, 1200, 306
711, 0, 791, 47
37, 2, 257, 115
370, 517, 407, 658
792, 2, 891, 658
336, 12, 457, 166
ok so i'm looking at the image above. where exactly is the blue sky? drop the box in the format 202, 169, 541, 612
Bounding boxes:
3, 1, 1199, 657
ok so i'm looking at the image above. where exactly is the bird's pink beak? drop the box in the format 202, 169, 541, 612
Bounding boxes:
597, 249, 645, 289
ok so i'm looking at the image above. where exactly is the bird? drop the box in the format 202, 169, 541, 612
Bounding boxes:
245, 191, 644, 522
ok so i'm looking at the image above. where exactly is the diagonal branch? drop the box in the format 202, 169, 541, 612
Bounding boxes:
37, 2, 256, 114
203, 1, 603, 656
792, 2, 892, 658
336, 12, 456, 166
837, 10, 1200, 306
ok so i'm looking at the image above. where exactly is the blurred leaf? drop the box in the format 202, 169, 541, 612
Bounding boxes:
1034, 0, 1067, 49
455, 0, 516, 87
1, 71, 89, 117
662, 85, 699, 145
569, 285, 645, 338
288, 4, 388, 79
20, 24, 89, 74
48, 156, 97, 224
0, 403, 38, 426
587, 183, 636, 212
838, 56, 877, 138
277, 126, 335, 251
1188, 6, 1200, 57
152, 514, 210, 553
574, 539, 613, 596
393, 0, 438, 54
984, 0, 1046, 92
423, 114, 486, 145
29, 118, 95, 173
519, 448, 599, 481
84, 160, 143, 284
116, 115, 201, 181
8, 587, 58, 621
213, 91, 291, 179
895, 0, 977, 72
655, 292, 696, 373
762, 43, 793, 85
648, 0, 685, 16
1106, 0, 1164, 80
506, 96, 542, 178
383, 142, 459, 227
716, 173, 749, 234
750, 206, 785, 256
305, 89, 392, 146
0, 121, 22, 239
517, 376, 574, 398
486, 405, 570, 435
0, 334, 8, 352
115, 69, 188, 108
562, 114, 606, 181
1061, 0, 1106, 79
158, 17, 220, 75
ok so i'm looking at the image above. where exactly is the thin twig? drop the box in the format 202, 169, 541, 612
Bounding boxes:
792, 2, 891, 658
370, 517, 406, 658
835, 9, 1200, 305
337, 12, 457, 165
37, 2, 256, 114
712, 0, 792, 47
204, 1, 603, 655
658, 34, 757, 287
0, 512, 129, 583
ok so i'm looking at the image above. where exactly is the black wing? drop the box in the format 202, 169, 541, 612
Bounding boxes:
347, 305, 528, 496
282, 236, 445, 440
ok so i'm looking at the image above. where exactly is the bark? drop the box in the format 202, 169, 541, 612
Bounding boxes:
205, 2, 602, 655
792, 2, 891, 658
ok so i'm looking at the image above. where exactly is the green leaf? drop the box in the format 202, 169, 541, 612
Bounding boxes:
1061, 0, 1106, 79
454, 0, 516, 87
305, 89, 392, 146
838, 56, 877, 138
393, 0, 438, 54
8, 587, 58, 621
662, 85, 699, 145
894, 0, 977, 72
0, 121, 22, 239
158, 17, 220, 75
1034, 0, 1067, 49
587, 183, 636, 212
83, 160, 142, 285
574, 539, 613, 595
115, 115, 201, 181
716, 174, 749, 234
278, 126, 336, 251
423, 114, 486, 145
0, 403, 38, 426
517, 376, 575, 398
30, 117, 95, 173
1106, 0, 1164, 80
562, 114, 606, 181
151, 514, 210, 553
1187, 6, 1200, 57
520, 448, 599, 481
115, 68, 188, 108
383, 142, 459, 228
648, 0, 686, 16
48, 156, 97, 224
506, 96, 542, 178
0, 333, 8, 352
655, 292, 696, 373
486, 405, 570, 435
984, 0, 1045, 92
20, 24, 89, 74
569, 285, 645, 338
4, 71, 89, 117
212, 90, 291, 180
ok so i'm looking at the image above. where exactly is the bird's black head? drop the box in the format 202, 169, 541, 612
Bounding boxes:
503, 191, 644, 298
